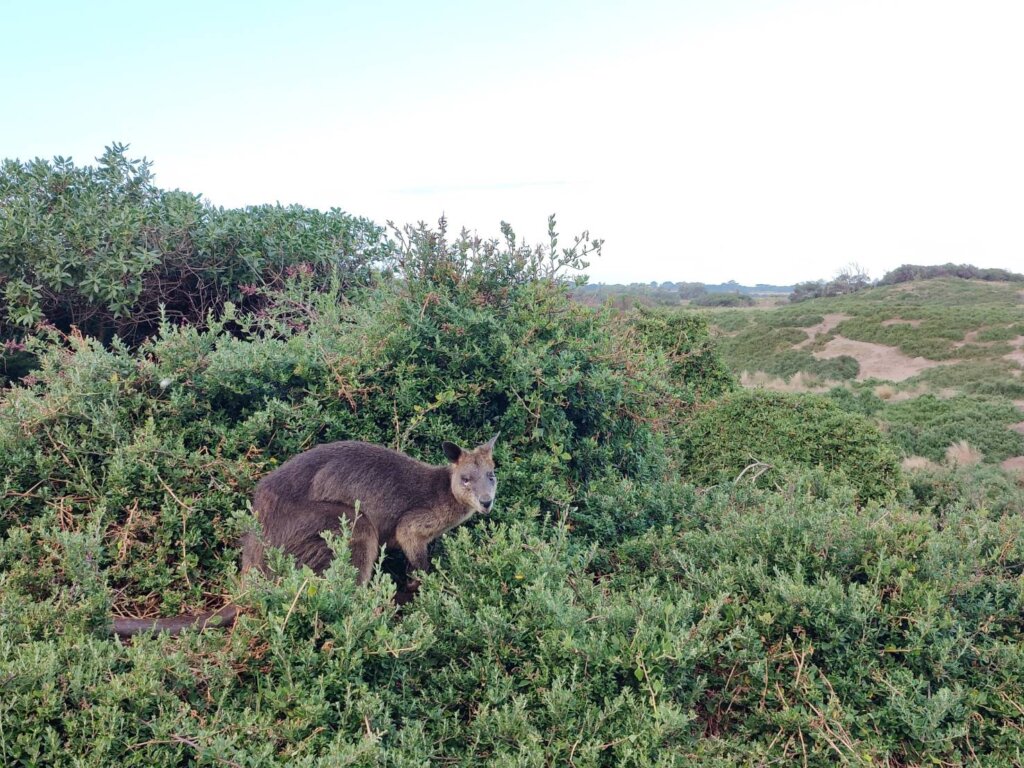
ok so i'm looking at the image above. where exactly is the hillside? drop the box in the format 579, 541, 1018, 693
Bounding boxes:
703, 278, 1024, 472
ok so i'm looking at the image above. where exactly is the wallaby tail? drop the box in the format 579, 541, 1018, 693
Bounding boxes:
111, 604, 239, 638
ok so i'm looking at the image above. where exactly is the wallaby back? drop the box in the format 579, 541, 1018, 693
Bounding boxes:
246, 435, 499, 580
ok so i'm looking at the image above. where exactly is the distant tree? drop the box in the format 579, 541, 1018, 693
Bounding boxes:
789, 280, 827, 303
879, 263, 1024, 285
789, 263, 871, 302
678, 282, 707, 300
692, 292, 754, 307
828, 262, 871, 296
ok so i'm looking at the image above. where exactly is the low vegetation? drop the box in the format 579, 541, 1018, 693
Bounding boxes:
1, 148, 1022, 765
678, 389, 903, 501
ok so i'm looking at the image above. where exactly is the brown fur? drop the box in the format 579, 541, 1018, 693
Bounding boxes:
110, 435, 498, 637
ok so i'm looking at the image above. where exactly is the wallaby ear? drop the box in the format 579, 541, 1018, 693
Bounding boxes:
442, 441, 464, 463
482, 432, 500, 453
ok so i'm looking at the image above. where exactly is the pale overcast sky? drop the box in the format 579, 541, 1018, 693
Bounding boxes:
3, 0, 1022, 284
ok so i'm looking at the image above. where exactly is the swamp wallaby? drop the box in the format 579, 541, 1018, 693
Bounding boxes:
111, 435, 498, 637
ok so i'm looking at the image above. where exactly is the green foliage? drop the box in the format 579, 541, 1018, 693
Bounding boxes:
628, 307, 736, 401
691, 292, 754, 307
0, 216, 726, 618
4, 479, 1022, 765
880, 262, 1024, 284
609, 481, 1024, 765
677, 390, 904, 501
3, 157, 1023, 763
0, 144, 389, 346
907, 361, 1024, 399
884, 394, 1024, 463
706, 310, 751, 333
904, 462, 1024, 517
825, 384, 886, 417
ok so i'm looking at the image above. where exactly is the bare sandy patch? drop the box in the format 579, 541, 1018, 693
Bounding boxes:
814, 336, 951, 382
881, 318, 923, 327
1002, 335, 1024, 367
1001, 456, 1024, 474
794, 313, 850, 349
953, 329, 1024, 350
952, 330, 981, 348
1010, 421, 1024, 435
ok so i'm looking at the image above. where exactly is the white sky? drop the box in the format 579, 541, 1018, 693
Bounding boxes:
3, 0, 1022, 284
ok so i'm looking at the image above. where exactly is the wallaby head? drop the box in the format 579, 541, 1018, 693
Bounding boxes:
443, 433, 499, 515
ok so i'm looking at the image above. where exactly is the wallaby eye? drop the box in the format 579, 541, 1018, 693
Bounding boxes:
461, 477, 472, 486
487, 472, 496, 481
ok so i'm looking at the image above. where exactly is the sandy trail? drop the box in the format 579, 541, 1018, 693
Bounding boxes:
813, 336, 951, 382
794, 313, 850, 349
881, 318, 923, 327
1003, 335, 1024, 367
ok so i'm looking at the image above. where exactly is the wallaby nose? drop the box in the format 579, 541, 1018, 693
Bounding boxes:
481, 498, 493, 512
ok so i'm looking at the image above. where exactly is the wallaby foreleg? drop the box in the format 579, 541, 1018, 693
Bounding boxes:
394, 516, 432, 576
349, 516, 381, 585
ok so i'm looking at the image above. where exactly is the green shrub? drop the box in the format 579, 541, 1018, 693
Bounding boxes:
608, 479, 1024, 764
0, 144, 389, 345
884, 394, 1024, 463
6, 475, 1021, 765
0, 216, 735, 619
677, 390, 904, 501
692, 292, 754, 307
904, 462, 1024, 517
826, 385, 886, 417
880, 263, 1024, 284
907, 361, 1024, 399
628, 307, 736, 401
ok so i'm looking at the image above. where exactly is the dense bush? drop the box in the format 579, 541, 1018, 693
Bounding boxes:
0, 216, 724, 620
904, 461, 1024, 518
609, 481, 1024, 765
789, 264, 871, 303
628, 307, 735, 401
4, 476, 1021, 765
880, 262, 1024, 284
884, 394, 1024, 464
3, 153, 1022, 763
0, 144, 390, 346
908, 361, 1024, 399
691, 292, 754, 307
677, 390, 904, 501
